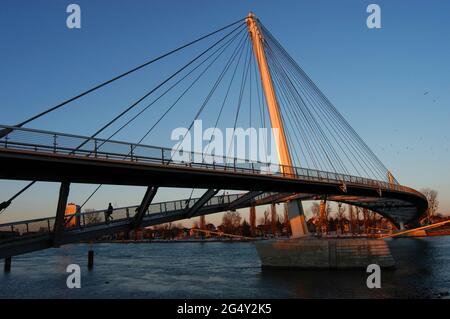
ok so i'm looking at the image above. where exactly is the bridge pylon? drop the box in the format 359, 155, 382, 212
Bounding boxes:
246, 12, 308, 238
249, 205, 256, 236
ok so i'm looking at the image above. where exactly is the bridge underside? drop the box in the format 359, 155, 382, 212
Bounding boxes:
0, 190, 420, 259
1, 148, 427, 221
0, 145, 428, 259
0, 148, 427, 225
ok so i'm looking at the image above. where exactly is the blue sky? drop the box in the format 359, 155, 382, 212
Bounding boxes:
0, 0, 449, 224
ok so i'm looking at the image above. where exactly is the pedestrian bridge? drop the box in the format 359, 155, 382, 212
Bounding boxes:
0, 14, 428, 260
0, 192, 291, 258
0, 124, 427, 225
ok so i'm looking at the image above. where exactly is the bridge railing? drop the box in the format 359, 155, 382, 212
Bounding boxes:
0, 125, 422, 197
0, 216, 55, 241
0, 191, 247, 242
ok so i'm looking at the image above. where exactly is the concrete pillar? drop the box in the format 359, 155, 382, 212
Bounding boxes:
287, 200, 309, 238
271, 203, 277, 236
88, 250, 94, 270
199, 215, 206, 230
399, 221, 405, 230
4, 257, 11, 272
283, 203, 289, 230
249, 205, 256, 236
319, 200, 328, 235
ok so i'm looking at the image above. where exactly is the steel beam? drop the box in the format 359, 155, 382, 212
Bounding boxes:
0, 127, 12, 139
228, 191, 264, 209
185, 189, 219, 218
53, 181, 70, 246
132, 186, 158, 229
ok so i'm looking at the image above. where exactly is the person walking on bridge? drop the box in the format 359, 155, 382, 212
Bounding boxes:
105, 203, 114, 223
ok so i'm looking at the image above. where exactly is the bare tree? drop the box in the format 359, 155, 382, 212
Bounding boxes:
421, 188, 439, 223
363, 208, 369, 235
354, 207, 361, 233
281, 204, 289, 225
258, 209, 271, 226
221, 211, 242, 234
336, 203, 346, 234
348, 205, 355, 234
311, 202, 320, 218
369, 210, 377, 232
326, 202, 332, 218
312, 201, 331, 234
83, 208, 102, 225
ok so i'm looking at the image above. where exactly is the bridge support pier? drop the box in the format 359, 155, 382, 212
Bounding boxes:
88, 250, 94, 270
249, 205, 256, 236
399, 221, 405, 231
4, 257, 11, 272
255, 238, 395, 269
271, 203, 277, 236
287, 200, 309, 238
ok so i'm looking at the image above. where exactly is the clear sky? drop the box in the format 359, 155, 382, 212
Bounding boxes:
0, 0, 449, 225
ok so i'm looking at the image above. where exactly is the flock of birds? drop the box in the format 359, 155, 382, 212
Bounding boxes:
376, 90, 448, 156
423, 91, 437, 103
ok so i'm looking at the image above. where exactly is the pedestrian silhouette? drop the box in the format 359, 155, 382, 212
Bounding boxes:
105, 203, 114, 222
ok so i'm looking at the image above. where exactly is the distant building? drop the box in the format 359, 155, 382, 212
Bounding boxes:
64, 203, 80, 228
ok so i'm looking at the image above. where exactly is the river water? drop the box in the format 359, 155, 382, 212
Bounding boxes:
1, 237, 450, 298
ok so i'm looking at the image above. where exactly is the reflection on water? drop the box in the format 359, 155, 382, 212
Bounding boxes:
1, 237, 450, 298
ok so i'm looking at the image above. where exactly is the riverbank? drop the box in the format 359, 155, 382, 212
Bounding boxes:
83, 238, 267, 244
84, 231, 450, 244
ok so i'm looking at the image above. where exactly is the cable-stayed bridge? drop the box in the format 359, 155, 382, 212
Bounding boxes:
0, 13, 427, 259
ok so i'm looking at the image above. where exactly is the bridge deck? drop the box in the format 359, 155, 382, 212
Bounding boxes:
0, 125, 427, 210
0, 125, 428, 258
0, 192, 296, 258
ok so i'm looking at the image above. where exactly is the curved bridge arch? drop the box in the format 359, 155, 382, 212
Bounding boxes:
0, 125, 428, 229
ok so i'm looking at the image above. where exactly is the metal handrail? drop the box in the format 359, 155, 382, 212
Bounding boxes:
0, 124, 414, 195
0, 192, 245, 235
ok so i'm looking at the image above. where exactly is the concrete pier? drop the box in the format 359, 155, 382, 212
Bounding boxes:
255, 237, 395, 269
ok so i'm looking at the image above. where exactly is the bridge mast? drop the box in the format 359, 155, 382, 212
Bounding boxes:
246, 13, 308, 238
246, 13, 293, 175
